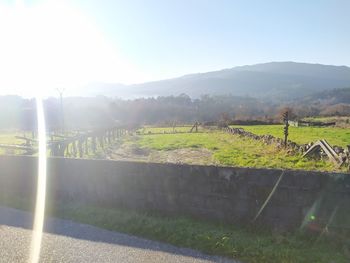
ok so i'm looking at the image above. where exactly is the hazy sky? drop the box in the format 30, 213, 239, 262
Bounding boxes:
0, 0, 349, 96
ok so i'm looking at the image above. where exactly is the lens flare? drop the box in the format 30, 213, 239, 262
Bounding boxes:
29, 96, 47, 263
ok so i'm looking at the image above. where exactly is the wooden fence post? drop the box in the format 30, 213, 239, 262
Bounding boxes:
283, 111, 289, 148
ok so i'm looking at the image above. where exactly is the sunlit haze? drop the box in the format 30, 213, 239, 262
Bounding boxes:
0, 0, 149, 97
0, 0, 349, 97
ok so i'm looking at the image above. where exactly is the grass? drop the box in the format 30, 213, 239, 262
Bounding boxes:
231, 125, 350, 148
0, 132, 31, 144
303, 116, 350, 122
1, 125, 348, 171
0, 195, 348, 263
134, 131, 339, 172
302, 116, 350, 128
0, 131, 33, 154
138, 125, 203, 134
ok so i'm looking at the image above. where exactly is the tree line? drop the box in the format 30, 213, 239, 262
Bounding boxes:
0, 93, 349, 131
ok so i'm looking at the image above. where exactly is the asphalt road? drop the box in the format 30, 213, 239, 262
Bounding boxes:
0, 206, 239, 263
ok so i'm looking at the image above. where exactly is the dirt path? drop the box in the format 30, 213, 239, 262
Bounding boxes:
107, 141, 218, 165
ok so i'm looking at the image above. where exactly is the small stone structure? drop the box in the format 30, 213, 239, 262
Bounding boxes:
303, 139, 343, 166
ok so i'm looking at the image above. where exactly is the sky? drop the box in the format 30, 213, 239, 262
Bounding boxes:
0, 0, 349, 96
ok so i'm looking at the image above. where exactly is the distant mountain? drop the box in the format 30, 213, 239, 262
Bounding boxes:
85, 62, 350, 100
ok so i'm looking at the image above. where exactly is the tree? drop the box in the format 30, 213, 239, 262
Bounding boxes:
278, 107, 297, 122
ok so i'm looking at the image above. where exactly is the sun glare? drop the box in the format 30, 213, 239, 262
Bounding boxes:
0, 1, 147, 97
29, 95, 47, 263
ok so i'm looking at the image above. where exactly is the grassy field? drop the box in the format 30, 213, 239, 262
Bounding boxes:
138, 125, 204, 134
231, 125, 350, 148
303, 116, 350, 128
129, 131, 340, 172
1, 125, 349, 172
0, 195, 348, 263
0, 132, 30, 144
0, 131, 33, 154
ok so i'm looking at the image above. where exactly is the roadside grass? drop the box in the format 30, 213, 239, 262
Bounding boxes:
0, 196, 348, 263
230, 125, 350, 148
135, 132, 339, 172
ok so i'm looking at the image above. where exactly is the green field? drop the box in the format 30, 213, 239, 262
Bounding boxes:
1, 125, 349, 172
139, 125, 204, 134
128, 124, 350, 172
0, 132, 32, 154
303, 116, 350, 128
231, 125, 350, 148
128, 131, 340, 172
0, 132, 28, 144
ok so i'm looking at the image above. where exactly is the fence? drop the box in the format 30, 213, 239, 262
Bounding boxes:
0, 126, 129, 158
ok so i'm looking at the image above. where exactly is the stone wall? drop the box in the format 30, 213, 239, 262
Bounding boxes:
0, 155, 349, 232
223, 127, 350, 168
